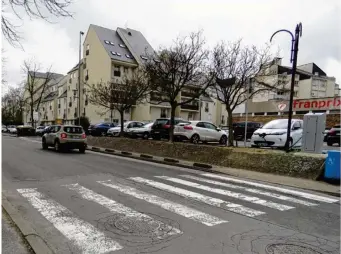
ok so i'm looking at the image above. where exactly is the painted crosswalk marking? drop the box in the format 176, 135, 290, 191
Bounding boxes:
64, 183, 182, 238
156, 176, 294, 211
181, 175, 317, 206
17, 188, 122, 254
129, 177, 265, 217
97, 180, 227, 226
201, 173, 339, 203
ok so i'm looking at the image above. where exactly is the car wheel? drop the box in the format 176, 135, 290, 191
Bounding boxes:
54, 140, 61, 152
219, 135, 227, 145
152, 135, 161, 140
143, 132, 149, 139
42, 139, 48, 150
327, 141, 333, 146
190, 134, 200, 144
79, 147, 86, 153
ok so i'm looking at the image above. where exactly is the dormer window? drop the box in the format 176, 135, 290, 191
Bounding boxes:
119, 44, 126, 48
104, 40, 109, 44
140, 55, 148, 61
111, 51, 117, 55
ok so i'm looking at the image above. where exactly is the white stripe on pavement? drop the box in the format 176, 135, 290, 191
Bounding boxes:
201, 173, 339, 204
64, 183, 181, 238
129, 177, 265, 217
181, 175, 317, 207
17, 188, 122, 254
97, 180, 226, 226
156, 176, 294, 211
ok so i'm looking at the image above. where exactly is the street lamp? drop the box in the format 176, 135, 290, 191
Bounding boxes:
270, 23, 302, 152
78, 31, 84, 125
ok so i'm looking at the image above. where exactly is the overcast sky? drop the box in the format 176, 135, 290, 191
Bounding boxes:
2, 0, 341, 90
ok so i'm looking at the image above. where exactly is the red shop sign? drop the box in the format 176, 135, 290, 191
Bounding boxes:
293, 97, 341, 109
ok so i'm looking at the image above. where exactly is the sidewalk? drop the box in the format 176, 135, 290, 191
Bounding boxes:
87, 145, 340, 197
2, 209, 32, 254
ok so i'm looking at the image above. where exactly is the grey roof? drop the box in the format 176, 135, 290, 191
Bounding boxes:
67, 61, 84, 74
58, 90, 67, 98
29, 71, 64, 80
42, 91, 58, 102
90, 24, 137, 65
47, 75, 65, 87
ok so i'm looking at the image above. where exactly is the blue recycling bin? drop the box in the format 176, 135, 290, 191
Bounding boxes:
324, 150, 341, 180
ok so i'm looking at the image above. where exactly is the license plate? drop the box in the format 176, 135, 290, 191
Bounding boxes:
258, 142, 268, 146
72, 135, 80, 139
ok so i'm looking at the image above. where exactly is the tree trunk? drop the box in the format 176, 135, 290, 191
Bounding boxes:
30, 103, 34, 127
169, 104, 176, 142
119, 110, 124, 137
110, 108, 113, 123
227, 106, 234, 146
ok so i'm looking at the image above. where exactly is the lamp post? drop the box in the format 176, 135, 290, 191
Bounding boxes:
270, 23, 302, 152
78, 31, 84, 125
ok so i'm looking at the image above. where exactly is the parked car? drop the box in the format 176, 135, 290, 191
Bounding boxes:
7, 125, 17, 134
174, 121, 229, 144
17, 125, 36, 136
325, 125, 341, 146
2, 125, 7, 132
233, 122, 262, 140
125, 122, 154, 139
150, 118, 188, 140
251, 119, 303, 148
107, 121, 145, 137
323, 128, 331, 142
42, 125, 87, 153
36, 126, 46, 136
88, 122, 116, 136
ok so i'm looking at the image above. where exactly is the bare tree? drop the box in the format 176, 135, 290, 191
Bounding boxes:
1, 84, 25, 124
144, 30, 215, 142
87, 68, 150, 135
2, 48, 7, 87
213, 39, 280, 146
2, 0, 73, 48
22, 59, 54, 126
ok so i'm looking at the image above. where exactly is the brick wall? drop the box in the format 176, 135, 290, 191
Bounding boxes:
233, 114, 340, 128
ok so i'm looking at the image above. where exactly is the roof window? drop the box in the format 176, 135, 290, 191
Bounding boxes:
119, 44, 126, 48
104, 40, 109, 44
116, 53, 121, 57
109, 41, 114, 46
140, 55, 148, 61
126, 54, 132, 59
111, 51, 117, 55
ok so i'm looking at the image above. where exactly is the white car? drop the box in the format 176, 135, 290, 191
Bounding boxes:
2, 125, 7, 132
251, 119, 303, 148
7, 125, 17, 134
174, 121, 228, 144
107, 121, 145, 137
126, 122, 154, 139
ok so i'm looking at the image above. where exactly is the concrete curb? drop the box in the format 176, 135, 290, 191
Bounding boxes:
2, 196, 54, 254
85, 145, 341, 197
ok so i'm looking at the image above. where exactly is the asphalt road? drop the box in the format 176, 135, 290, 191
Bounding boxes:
2, 135, 340, 254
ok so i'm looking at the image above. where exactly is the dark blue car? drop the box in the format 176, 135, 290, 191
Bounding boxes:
88, 122, 117, 136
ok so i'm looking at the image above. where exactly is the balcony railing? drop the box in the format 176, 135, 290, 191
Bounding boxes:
181, 91, 199, 98
181, 104, 199, 111
268, 94, 290, 100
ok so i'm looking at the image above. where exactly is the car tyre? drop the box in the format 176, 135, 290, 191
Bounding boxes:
54, 140, 61, 152
327, 141, 333, 146
143, 132, 149, 139
190, 134, 200, 144
219, 135, 227, 145
152, 135, 161, 140
79, 147, 86, 153
42, 139, 48, 150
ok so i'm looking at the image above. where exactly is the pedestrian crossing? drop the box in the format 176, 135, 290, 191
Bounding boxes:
16, 173, 339, 253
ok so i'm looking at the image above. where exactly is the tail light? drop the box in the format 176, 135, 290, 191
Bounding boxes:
60, 133, 67, 139
82, 133, 86, 139
163, 124, 170, 129
184, 125, 193, 130
329, 130, 336, 136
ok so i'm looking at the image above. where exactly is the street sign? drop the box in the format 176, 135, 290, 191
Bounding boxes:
33, 112, 39, 121
278, 103, 287, 111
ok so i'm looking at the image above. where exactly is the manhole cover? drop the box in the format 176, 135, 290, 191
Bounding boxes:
266, 243, 323, 254
114, 216, 162, 234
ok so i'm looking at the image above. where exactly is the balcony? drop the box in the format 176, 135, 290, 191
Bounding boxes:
181, 103, 199, 111
181, 90, 199, 98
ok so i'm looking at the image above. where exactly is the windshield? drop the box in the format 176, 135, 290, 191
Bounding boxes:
143, 122, 154, 128
262, 119, 288, 129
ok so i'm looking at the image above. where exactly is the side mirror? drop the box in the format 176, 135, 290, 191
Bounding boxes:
216, 128, 221, 131
292, 126, 300, 130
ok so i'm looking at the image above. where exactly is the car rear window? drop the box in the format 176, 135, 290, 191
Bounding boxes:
63, 126, 83, 133
155, 119, 168, 125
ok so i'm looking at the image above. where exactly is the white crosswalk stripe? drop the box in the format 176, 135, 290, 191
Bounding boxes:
17, 188, 123, 254
181, 175, 317, 206
97, 179, 227, 226
155, 176, 294, 211
129, 177, 265, 217
64, 183, 182, 238
201, 173, 339, 203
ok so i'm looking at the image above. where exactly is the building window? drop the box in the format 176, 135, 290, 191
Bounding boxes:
113, 66, 121, 77
221, 116, 225, 124
86, 44, 90, 55
160, 108, 167, 118
124, 67, 128, 73
204, 102, 209, 112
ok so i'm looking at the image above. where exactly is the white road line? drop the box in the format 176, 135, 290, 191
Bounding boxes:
181, 175, 317, 207
129, 177, 265, 217
98, 180, 226, 226
156, 176, 294, 211
64, 183, 181, 238
202, 173, 339, 204
17, 188, 122, 254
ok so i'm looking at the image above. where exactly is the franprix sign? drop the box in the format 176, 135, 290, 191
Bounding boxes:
293, 97, 341, 110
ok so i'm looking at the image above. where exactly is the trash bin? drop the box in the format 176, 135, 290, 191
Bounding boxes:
324, 150, 341, 180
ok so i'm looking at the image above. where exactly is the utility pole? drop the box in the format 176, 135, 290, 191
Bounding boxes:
78, 31, 84, 126
270, 23, 302, 152
243, 80, 250, 147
